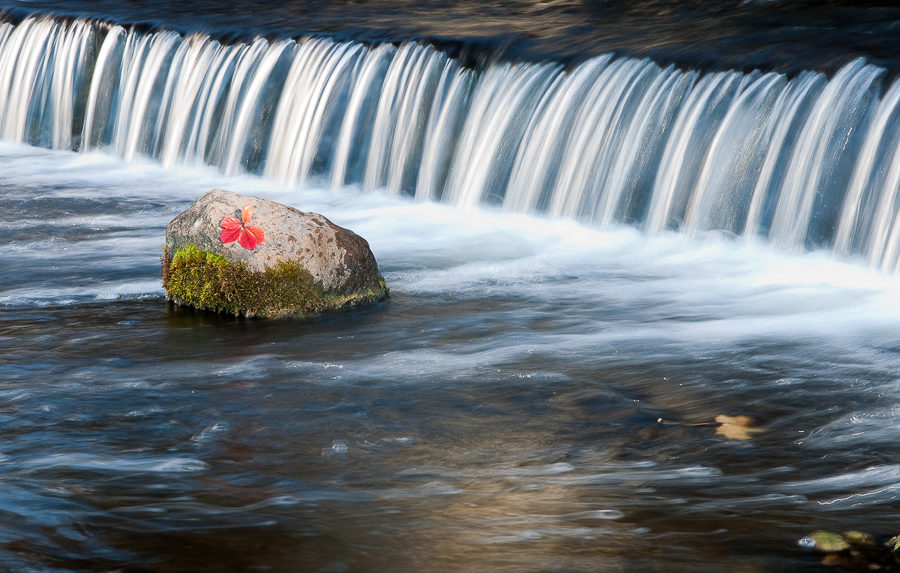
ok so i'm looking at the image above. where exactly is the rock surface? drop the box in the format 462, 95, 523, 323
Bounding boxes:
163, 189, 388, 317
804, 530, 851, 552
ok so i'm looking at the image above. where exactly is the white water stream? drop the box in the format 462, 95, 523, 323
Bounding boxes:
2, 15, 900, 270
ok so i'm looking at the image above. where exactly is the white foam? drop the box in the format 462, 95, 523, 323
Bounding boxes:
2, 141, 900, 350
20, 453, 209, 473
783, 464, 900, 493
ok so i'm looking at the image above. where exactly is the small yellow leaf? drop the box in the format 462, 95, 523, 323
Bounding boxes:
715, 415, 755, 427
715, 414, 765, 440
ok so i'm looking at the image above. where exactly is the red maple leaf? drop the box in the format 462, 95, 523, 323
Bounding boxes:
220, 203, 265, 250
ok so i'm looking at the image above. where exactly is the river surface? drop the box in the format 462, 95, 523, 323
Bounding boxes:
2, 143, 900, 572
5, 0, 900, 74
1, 1, 900, 572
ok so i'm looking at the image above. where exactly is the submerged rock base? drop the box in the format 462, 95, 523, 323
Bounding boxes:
162, 189, 388, 318
799, 530, 900, 572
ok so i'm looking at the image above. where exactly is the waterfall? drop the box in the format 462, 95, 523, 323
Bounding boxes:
4, 14, 900, 269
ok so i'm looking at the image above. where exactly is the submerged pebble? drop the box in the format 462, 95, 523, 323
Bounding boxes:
844, 531, 877, 548
802, 530, 850, 552
800, 530, 900, 571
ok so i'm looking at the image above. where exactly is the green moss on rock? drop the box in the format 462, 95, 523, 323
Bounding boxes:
807, 530, 851, 552
842, 531, 876, 548
162, 245, 387, 318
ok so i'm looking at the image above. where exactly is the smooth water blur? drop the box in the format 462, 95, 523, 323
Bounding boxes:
3, 143, 900, 571
4, 16, 900, 265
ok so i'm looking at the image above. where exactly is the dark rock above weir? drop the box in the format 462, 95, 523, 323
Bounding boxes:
162, 189, 388, 318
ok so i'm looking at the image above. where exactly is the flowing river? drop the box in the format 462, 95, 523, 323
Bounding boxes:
2, 1, 900, 571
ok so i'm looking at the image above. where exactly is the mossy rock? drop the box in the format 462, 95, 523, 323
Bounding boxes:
843, 531, 876, 548
162, 189, 388, 318
806, 530, 851, 552
162, 245, 387, 318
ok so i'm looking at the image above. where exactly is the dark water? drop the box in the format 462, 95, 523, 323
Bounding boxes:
7, 295, 900, 572
4, 297, 880, 572
1, 1, 900, 571
4, 0, 900, 74
1, 145, 900, 572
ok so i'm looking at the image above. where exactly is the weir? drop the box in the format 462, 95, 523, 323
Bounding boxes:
3, 15, 900, 270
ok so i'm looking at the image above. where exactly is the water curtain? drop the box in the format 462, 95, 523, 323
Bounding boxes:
3, 15, 900, 270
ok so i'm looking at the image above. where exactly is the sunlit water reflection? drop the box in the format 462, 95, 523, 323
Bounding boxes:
1, 143, 899, 570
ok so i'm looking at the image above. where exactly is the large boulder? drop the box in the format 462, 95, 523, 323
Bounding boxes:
162, 189, 388, 317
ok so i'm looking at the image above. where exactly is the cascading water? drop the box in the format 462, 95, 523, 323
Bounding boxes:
8, 5, 900, 572
3, 14, 900, 270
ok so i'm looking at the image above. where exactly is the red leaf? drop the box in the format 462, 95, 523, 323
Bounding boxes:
238, 225, 265, 250
220, 226, 242, 243
240, 203, 254, 224
220, 215, 243, 230
220, 205, 263, 249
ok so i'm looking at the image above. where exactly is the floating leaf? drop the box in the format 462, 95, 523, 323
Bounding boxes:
715, 414, 765, 440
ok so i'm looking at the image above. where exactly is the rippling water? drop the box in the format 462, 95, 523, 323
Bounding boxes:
2, 142, 900, 571
2, 0, 900, 570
